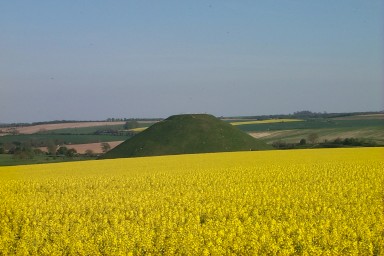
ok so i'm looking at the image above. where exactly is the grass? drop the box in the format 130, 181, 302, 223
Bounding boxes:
231, 116, 384, 146
330, 113, 384, 120
230, 119, 303, 125
255, 127, 384, 145
0, 154, 97, 167
38, 124, 125, 134
38, 122, 155, 134
0, 134, 130, 146
236, 119, 384, 132
2, 114, 382, 165
103, 114, 271, 159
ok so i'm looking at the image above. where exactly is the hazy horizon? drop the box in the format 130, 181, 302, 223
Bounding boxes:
1, 1, 383, 123
1, 110, 384, 125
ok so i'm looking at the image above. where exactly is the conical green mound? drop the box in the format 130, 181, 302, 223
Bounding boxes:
103, 114, 271, 159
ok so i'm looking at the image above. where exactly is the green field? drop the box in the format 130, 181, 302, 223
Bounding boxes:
255, 127, 384, 145
233, 118, 384, 145
38, 124, 125, 134
235, 119, 384, 132
0, 134, 130, 146
1, 114, 383, 166
0, 154, 96, 166
38, 122, 155, 135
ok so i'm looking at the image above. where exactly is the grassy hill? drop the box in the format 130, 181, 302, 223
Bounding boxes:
103, 114, 271, 159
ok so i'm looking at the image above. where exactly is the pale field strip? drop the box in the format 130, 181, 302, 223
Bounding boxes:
249, 131, 287, 139
249, 128, 384, 143
4, 120, 159, 135
230, 119, 303, 126
8, 122, 126, 134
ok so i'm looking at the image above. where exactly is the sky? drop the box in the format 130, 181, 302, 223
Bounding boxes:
1, 0, 383, 123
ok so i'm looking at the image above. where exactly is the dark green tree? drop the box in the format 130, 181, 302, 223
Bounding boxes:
66, 148, 77, 157
57, 146, 68, 155
299, 138, 306, 145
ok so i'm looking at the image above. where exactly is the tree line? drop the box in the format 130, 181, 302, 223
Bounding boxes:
0, 141, 113, 160
272, 134, 377, 150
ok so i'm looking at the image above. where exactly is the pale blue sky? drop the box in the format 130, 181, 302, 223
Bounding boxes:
1, 1, 383, 122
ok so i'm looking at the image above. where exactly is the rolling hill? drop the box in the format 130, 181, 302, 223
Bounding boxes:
103, 114, 271, 159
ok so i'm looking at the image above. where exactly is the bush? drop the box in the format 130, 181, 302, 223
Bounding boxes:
57, 146, 68, 156
299, 139, 306, 145
272, 140, 295, 149
66, 148, 77, 157
56, 146, 77, 157
308, 133, 319, 144
33, 148, 44, 155
85, 149, 96, 157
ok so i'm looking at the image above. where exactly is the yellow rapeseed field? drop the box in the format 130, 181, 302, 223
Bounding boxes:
128, 127, 148, 132
230, 119, 303, 126
0, 148, 383, 255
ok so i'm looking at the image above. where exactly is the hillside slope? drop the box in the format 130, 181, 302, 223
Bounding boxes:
103, 114, 271, 159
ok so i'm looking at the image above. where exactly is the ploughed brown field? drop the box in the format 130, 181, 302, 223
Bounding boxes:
39, 141, 124, 154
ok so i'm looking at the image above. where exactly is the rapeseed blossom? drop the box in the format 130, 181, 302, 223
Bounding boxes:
0, 148, 383, 255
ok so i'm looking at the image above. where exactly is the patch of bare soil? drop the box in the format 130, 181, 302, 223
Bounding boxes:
249, 131, 286, 138
66, 141, 124, 154
39, 141, 124, 154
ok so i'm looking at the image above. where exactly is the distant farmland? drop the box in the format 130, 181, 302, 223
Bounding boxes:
0, 113, 383, 166
230, 119, 303, 126
235, 116, 384, 146
2, 122, 126, 135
